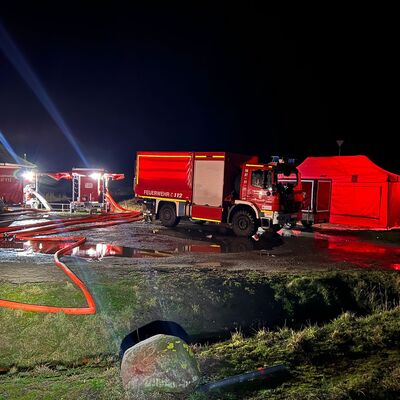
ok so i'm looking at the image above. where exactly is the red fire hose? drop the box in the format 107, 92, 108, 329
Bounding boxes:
0, 195, 142, 315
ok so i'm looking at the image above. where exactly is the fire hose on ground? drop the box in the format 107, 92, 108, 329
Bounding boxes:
0, 193, 143, 315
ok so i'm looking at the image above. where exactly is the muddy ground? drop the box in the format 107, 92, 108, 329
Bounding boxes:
1, 212, 400, 399
1, 213, 400, 284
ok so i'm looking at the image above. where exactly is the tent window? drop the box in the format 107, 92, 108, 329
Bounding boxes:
352, 175, 358, 183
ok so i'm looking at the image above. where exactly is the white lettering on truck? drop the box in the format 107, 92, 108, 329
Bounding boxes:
143, 190, 183, 199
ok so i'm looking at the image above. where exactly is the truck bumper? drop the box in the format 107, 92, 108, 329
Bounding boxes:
275, 213, 299, 225
260, 212, 299, 227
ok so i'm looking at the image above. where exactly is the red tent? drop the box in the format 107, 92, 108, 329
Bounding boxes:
298, 156, 400, 229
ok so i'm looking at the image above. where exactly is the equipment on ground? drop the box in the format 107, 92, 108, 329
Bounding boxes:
198, 364, 288, 393
23, 184, 52, 210
134, 152, 303, 237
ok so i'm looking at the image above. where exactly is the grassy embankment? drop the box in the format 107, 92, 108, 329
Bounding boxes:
0, 270, 399, 399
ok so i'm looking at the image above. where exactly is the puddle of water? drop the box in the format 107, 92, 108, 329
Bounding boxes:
0, 241, 24, 250
72, 243, 173, 259
311, 232, 400, 270
0, 240, 228, 260
0, 236, 282, 260
9, 218, 51, 227
1, 228, 400, 270
0, 240, 173, 259
266, 228, 400, 270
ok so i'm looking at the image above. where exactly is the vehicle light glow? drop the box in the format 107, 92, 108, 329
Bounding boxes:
22, 170, 35, 182
90, 173, 101, 180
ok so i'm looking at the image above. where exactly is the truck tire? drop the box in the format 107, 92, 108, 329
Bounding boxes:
232, 209, 257, 237
159, 203, 180, 227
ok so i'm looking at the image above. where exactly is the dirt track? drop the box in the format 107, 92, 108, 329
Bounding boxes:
1, 214, 400, 284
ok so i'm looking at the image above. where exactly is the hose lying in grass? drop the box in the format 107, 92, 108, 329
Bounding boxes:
0, 194, 143, 315
197, 365, 288, 393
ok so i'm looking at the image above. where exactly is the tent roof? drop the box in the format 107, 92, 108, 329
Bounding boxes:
299, 155, 400, 182
0, 143, 36, 168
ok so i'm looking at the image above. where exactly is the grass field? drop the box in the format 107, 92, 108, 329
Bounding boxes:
0, 269, 399, 399
195, 307, 400, 399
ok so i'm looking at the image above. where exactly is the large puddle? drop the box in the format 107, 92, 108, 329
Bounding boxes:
0, 240, 225, 259
1, 224, 400, 269
312, 232, 400, 270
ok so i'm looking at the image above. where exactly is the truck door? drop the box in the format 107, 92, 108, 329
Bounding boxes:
191, 158, 224, 222
243, 168, 272, 211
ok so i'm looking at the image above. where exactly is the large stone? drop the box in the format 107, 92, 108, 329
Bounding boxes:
121, 334, 201, 399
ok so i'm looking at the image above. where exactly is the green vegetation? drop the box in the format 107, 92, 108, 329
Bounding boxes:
0, 269, 399, 399
0, 365, 123, 400
1, 307, 399, 399
0, 281, 86, 307
194, 308, 400, 399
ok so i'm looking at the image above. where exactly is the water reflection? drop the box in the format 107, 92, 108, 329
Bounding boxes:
313, 232, 400, 270
0, 236, 282, 259
0, 230, 400, 270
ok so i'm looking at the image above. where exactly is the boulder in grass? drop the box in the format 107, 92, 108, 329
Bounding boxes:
121, 334, 201, 399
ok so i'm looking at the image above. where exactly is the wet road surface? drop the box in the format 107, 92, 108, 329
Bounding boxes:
1, 213, 400, 283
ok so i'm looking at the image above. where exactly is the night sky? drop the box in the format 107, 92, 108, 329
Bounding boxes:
0, 3, 398, 187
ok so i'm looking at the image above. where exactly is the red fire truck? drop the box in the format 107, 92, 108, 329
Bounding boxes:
134, 152, 303, 236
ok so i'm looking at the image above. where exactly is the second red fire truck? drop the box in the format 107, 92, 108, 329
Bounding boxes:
134, 152, 303, 237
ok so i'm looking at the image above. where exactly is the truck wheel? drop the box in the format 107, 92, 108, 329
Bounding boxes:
159, 204, 180, 227
301, 220, 313, 229
232, 210, 257, 237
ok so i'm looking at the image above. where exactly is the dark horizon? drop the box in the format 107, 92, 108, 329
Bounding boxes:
1, 3, 398, 184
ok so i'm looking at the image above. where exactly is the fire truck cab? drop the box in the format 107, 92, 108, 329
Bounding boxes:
237, 160, 303, 234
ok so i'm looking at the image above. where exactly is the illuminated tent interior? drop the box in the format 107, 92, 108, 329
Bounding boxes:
299, 155, 400, 229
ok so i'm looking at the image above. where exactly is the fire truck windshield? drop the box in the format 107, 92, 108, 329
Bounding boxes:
251, 169, 274, 189
251, 165, 299, 189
